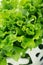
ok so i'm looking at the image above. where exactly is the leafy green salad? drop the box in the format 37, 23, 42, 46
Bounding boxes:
0, 0, 43, 65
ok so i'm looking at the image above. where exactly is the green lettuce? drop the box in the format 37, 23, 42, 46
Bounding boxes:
0, 0, 43, 65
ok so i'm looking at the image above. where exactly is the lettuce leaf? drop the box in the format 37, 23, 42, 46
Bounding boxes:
0, 0, 43, 64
